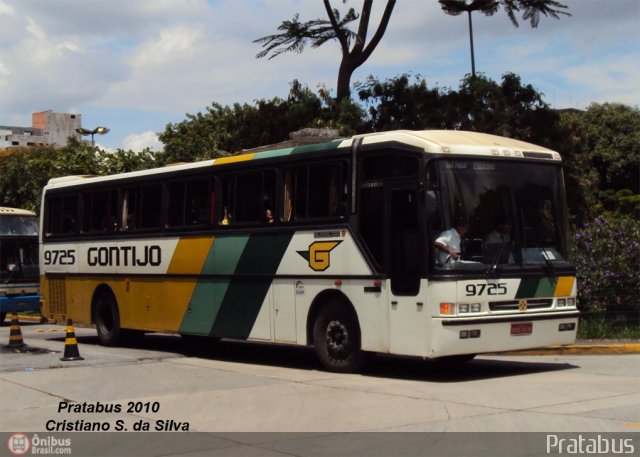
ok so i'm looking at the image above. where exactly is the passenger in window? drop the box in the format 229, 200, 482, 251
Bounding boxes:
485, 217, 514, 264
485, 217, 511, 245
221, 207, 231, 226
62, 215, 76, 233
263, 208, 274, 224
102, 216, 117, 232
435, 218, 469, 265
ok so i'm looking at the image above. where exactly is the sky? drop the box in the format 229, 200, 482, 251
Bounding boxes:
1, 0, 638, 151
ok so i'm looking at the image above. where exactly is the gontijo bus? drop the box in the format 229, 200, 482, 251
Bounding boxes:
1, 207, 40, 323
39, 129, 579, 372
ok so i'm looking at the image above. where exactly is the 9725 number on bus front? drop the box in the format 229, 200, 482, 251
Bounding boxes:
465, 283, 507, 296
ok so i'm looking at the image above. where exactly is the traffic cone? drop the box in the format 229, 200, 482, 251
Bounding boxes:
60, 319, 84, 361
5, 313, 26, 349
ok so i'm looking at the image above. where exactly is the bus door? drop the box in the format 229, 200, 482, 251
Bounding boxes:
386, 186, 427, 356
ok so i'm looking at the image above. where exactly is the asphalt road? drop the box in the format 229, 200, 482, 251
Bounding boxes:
0, 322, 638, 456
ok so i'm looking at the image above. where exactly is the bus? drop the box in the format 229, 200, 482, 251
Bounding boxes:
39, 130, 579, 372
1, 207, 40, 324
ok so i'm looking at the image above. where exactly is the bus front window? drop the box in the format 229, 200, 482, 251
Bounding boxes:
431, 159, 570, 272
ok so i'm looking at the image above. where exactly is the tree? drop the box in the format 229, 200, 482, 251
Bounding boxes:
439, 0, 570, 77
0, 139, 158, 212
254, 0, 396, 101
559, 103, 640, 219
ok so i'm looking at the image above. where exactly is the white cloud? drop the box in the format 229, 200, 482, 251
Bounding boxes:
123, 130, 163, 152
0, 0, 638, 150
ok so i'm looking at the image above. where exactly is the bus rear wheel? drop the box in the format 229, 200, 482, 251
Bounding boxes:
94, 293, 121, 346
313, 301, 365, 373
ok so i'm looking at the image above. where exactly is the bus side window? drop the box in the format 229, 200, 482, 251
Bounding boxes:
308, 162, 345, 218
47, 195, 78, 235
122, 185, 162, 231
82, 190, 118, 233
185, 179, 210, 225
167, 182, 186, 227
284, 162, 345, 221
168, 179, 210, 227
220, 170, 275, 225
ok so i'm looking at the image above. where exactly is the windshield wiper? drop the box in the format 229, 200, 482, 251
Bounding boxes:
537, 247, 555, 274
486, 225, 511, 277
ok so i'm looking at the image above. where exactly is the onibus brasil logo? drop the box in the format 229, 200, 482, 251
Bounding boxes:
7, 433, 30, 456
297, 241, 342, 272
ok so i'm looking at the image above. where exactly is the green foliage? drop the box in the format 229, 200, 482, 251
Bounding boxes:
159, 81, 324, 163
357, 72, 562, 147
572, 215, 640, 326
561, 103, 640, 195
559, 104, 640, 223
577, 313, 640, 340
0, 139, 158, 213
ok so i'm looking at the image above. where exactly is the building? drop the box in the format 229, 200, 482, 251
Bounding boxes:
0, 111, 82, 150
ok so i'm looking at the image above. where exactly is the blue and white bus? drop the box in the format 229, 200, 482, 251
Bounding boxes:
0, 207, 40, 323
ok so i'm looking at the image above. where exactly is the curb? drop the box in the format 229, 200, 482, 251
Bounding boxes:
495, 343, 640, 356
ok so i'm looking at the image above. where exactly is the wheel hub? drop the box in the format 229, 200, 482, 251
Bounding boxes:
326, 320, 349, 354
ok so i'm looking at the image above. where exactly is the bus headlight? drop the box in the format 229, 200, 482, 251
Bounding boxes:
557, 298, 566, 307
470, 303, 481, 313
459, 303, 469, 313
567, 298, 576, 307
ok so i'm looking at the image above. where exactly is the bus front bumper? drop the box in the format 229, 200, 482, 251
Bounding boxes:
430, 311, 580, 358
0, 294, 41, 314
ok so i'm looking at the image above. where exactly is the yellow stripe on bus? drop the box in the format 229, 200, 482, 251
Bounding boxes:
554, 276, 575, 296
213, 154, 256, 166
167, 236, 214, 275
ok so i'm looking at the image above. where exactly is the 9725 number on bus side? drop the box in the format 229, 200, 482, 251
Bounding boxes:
44, 249, 76, 265
465, 283, 507, 296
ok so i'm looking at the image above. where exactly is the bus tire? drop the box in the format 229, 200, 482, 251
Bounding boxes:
94, 293, 122, 347
313, 301, 365, 373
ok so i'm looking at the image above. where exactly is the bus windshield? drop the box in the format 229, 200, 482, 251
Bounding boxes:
0, 215, 39, 236
431, 159, 570, 272
0, 215, 39, 283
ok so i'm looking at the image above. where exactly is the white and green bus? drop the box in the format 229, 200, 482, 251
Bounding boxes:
40, 129, 579, 372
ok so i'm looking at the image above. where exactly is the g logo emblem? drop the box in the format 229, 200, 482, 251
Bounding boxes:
297, 241, 342, 272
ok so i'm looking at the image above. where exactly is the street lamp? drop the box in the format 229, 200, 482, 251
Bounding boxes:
76, 126, 110, 148
439, 0, 499, 78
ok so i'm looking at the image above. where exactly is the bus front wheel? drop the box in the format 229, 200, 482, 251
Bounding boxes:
94, 293, 121, 346
313, 302, 365, 373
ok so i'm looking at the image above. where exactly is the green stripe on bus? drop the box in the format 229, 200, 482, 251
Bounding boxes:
515, 277, 557, 299
515, 278, 537, 299
290, 140, 342, 155
179, 236, 249, 335
255, 148, 295, 160
210, 232, 293, 339
535, 277, 557, 297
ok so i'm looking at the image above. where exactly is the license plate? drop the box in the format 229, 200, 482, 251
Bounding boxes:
511, 322, 533, 335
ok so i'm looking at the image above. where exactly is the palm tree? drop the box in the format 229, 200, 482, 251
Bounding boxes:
254, 0, 397, 102
439, 1, 499, 78
440, 0, 569, 78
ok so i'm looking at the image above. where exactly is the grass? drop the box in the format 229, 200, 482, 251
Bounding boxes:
578, 314, 640, 340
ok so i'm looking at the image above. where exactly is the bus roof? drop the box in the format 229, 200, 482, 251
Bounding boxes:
355, 130, 560, 159
0, 207, 36, 216
44, 129, 562, 190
